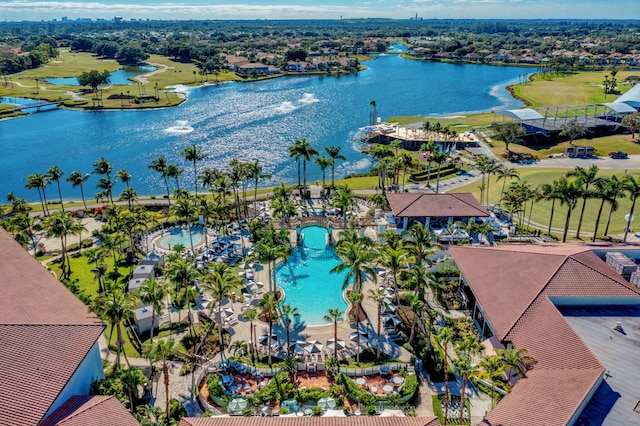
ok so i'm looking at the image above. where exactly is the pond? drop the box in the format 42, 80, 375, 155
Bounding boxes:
44, 65, 156, 86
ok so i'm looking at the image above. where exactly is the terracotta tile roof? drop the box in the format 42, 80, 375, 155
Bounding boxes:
386, 193, 488, 218
40, 395, 139, 426
180, 418, 440, 426
449, 244, 640, 426
0, 228, 105, 426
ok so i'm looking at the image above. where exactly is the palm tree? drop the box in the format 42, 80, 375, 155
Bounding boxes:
120, 367, 146, 413
116, 168, 132, 188
85, 248, 108, 293
170, 196, 198, 256
254, 240, 291, 293
25, 173, 50, 216
247, 160, 271, 216
271, 197, 297, 229
347, 290, 362, 363
258, 293, 280, 366
432, 151, 449, 193
323, 307, 344, 360
622, 174, 640, 242
66, 170, 90, 209
368, 287, 385, 361
288, 139, 304, 191
119, 186, 138, 211
478, 355, 506, 408
495, 165, 520, 205
604, 175, 625, 237
149, 156, 172, 205
437, 327, 454, 424
280, 304, 299, 354
405, 293, 425, 344
166, 164, 184, 196
567, 164, 599, 239
92, 284, 137, 369
557, 177, 582, 242
540, 179, 563, 236
497, 347, 537, 381
46, 165, 65, 212
297, 137, 319, 194
404, 222, 442, 266
378, 246, 413, 305
591, 176, 612, 242
478, 157, 499, 206
200, 262, 238, 358
43, 211, 79, 280
452, 357, 477, 426
180, 143, 206, 196
143, 339, 176, 418
313, 155, 332, 198
331, 240, 377, 294
243, 308, 258, 363
325, 145, 346, 192
92, 157, 114, 204
164, 258, 199, 337
332, 185, 357, 230
419, 140, 439, 187
137, 278, 168, 344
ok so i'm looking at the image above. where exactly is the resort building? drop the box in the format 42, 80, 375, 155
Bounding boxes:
384, 192, 488, 233
0, 227, 137, 425
448, 244, 640, 425
179, 416, 441, 426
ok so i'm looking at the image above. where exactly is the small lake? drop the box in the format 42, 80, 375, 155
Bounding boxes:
44, 65, 156, 86
1, 44, 525, 202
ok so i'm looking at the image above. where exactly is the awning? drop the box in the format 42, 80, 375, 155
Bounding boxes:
604, 102, 638, 114
497, 109, 545, 120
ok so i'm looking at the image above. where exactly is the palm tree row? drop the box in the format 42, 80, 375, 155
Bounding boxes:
500, 165, 639, 242
288, 137, 346, 196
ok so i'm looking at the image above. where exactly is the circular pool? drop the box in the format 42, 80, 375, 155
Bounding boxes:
156, 226, 204, 251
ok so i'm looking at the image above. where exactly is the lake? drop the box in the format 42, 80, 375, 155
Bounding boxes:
0, 51, 524, 202
44, 65, 157, 86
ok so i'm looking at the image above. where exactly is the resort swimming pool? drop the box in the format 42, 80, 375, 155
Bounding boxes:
275, 226, 349, 326
156, 226, 204, 251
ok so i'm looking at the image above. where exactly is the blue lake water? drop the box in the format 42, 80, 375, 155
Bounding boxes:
44, 65, 156, 86
275, 226, 348, 326
0, 48, 524, 202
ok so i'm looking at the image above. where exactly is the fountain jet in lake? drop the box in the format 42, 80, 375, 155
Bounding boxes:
164, 120, 194, 134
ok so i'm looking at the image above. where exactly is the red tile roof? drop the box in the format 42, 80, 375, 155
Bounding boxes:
40, 395, 139, 426
386, 193, 488, 218
449, 244, 640, 426
0, 228, 105, 426
180, 417, 440, 426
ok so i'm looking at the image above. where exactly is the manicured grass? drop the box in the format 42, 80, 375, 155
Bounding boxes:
449, 167, 640, 239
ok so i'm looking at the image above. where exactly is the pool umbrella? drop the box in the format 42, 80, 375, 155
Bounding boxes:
258, 334, 278, 346
292, 340, 307, 354
382, 313, 401, 327
350, 332, 369, 344
213, 307, 234, 319
382, 302, 396, 313
304, 340, 324, 354
247, 283, 261, 293
228, 398, 247, 412
317, 397, 337, 410
326, 338, 346, 351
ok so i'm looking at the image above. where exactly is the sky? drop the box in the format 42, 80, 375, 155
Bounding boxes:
0, 0, 638, 22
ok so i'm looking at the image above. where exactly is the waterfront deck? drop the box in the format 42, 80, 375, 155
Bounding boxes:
359, 122, 480, 150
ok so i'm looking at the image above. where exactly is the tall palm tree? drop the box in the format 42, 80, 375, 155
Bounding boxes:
368, 287, 385, 361
92, 284, 137, 369
137, 278, 168, 344
432, 151, 449, 194
46, 165, 65, 212
166, 164, 184, 196
92, 157, 114, 204
43, 211, 79, 280
495, 164, 520, 206
280, 304, 299, 355
478, 355, 506, 409
85, 248, 108, 293
297, 137, 319, 194
557, 177, 582, 242
120, 366, 146, 413
254, 240, 291, 293
313, 155, 332, 197
247, 160, 271, 216
143, 339, 176, 418
497, 347, 537, 380
404, 222, 442, 266
323, 307, 344, 360
119, 186, 138, 211
227, 158, 244, 220
271, 196, 297, 228
200, 262, 238, 358
622, 174, 640, 242
419, 140, 439, 187
66, 170, 90, 209
258, 293, 280, 366
604, 175, 625, 237
591, 176, 612, 242
25, 173, 50, 216
170, 196, 198, 256
331, 240, 377, 294
332, 185, 356, 230
164, 258, 199, 337
405, 293, 425, 344
325, 145, 346, 192
540, 179, 563, 236
378, 246, 414, 305
116, 168, 132, 188
347, 290, 362, 363
243, 308, 258, 363
453, 357, 477, 426
180, 143, 206, 196
567, 164, 599, 239
149, 155, 172, 205
438, 327, 454, 424
288, 139, 304, 191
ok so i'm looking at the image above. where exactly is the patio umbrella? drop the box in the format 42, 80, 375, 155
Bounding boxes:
317, 397, 337, 410
228, 398, 248, 412
247, 283, 261, 293
304, 340, 324, 354
350, 332, 369, 344
213, 307, 234, 319
382, 302, 396, 313
292, 340, 307, 354
382, 313, 402, 328
258, 334, 278, 345
326, 338, 346, 351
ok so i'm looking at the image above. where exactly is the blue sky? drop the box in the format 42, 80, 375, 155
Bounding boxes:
0, 1, 637, 22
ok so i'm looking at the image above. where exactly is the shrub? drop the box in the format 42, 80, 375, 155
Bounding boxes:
206, 375, 225, 399
312, 406, 323, 416
366, 405, 377, 415
296, 387, 331, 403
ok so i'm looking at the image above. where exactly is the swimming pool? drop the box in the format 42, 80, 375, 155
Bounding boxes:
156, 226, 204, 251
275, 226, 349, 326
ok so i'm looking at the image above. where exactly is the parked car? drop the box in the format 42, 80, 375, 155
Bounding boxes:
609, 151, 628, 159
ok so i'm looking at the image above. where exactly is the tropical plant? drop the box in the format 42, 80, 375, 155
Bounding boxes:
404, 222, 441, 266
419, 140, 439, 187
149, 156, 172, 205
116, 169, 132, 188
495, 164, 520, 206
137, 278, 168, 344
331, 240, 377, 294
170, 196, 198, 255
497, 347, 537, 380
120, 367, 147, 413
247, 160, 271, 216
368, 287, 385, 361
604, 175, 626, 237
313, 155, 333, 198
622, 174, 640, 243
164, 258, 199, 337
452, 357, 477, 426
332, 185, 357, 230
325, 145, 346, 192
280, 304, 299, 354
43, 211, 82, 279
477, 355, 506, 408
243, 308, 258, 363
180, 143, 206, 196
258, 293, 281, 366
405, 293, 425, 344
490, 121, 526, 153
46, 165, 65, 212
378, 246, 413, 305
66, 170, 90, 209
92, 157, 114, 204
432, 151, 449, 194
143, 339, 176, 418
25, 173, 50, 215
437, 327, 453, 424
567, 165, 599, 239
254, 240, 291, 293
324, 307, 344, 360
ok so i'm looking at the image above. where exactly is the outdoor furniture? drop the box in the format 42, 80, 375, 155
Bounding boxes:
392, 376, 404, 385
355, 377, 366, 386
369, 385, 377, 393
382, 384, 393, 393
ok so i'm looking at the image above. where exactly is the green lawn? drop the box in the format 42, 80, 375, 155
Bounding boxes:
450, 168, 640, 240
